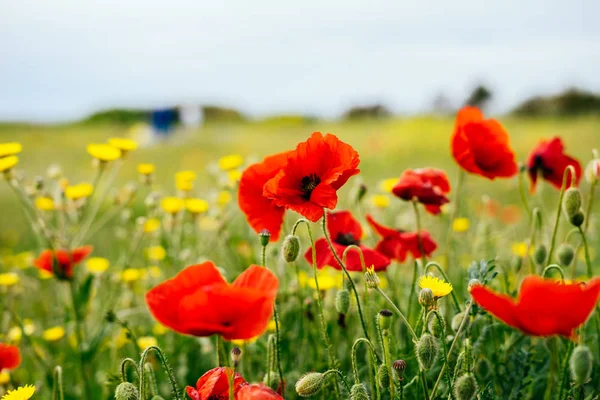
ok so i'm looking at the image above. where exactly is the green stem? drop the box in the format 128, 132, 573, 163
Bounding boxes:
138, 345, 182, 400
445, 169, 465, 271
577, 226, 593, 278
68, 279, 91, 399
412, 200, 427, 267
374, 287, 418, 342
542, 264, 565, 280
518, 165, 531, 216
547, 166, 576, 265
144, 363, 159, 397
120, 358, 140, 382
558, 341, 574, 400
424, 262, 461, 312
382, 330, 396, 397
52, 366, 64, 400
420, 369, 429, 399
322, 370, 352, 393
427, 310, 454, 400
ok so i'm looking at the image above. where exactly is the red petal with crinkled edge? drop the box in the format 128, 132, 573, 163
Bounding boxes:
0, 343, 21, 370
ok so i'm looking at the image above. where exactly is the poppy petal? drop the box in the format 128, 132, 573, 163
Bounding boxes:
470, 285, 520, 328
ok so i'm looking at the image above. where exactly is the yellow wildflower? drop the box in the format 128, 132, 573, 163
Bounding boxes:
216, 191, 232, 206
137, 336, 158, 349
7, 321, 35, 342
161, 197, 184, 214
418, 275, 453, 298
13, 252, 33, 269
228, 170, 242, 186
267, 320, 277, 332
34, 196, 54, 211
1, 384, 36, 400
231, 336, 259, 346
379, 178, 398, 193
199, 216, 220, 231
176, 178, 193, 192
369, 194, 390, 208
86, 257, 109, 274
0, 156, 18, 173
511, 242, 528, 258
146, 246, 166, 261
121, 268, 142, 283
218, 154, 244, 171
0, 371, 9, 385
147, 266, 161, 279
42, 326, 65, 342
452, 218, 470, 233
65, 183, 94, 200
108, 138, 138, 152
0, 272, 19, 287
152, 323, 169, 336
0, 142, 22, 158
365, 266, 380, 288
144, 218, 161, 233
38, 269, 53, 280
175, 170, 196, 182
185, 198, 209, 214
86, 143, 121, 162
137, 163, 155, 175
298, 270, 342, 291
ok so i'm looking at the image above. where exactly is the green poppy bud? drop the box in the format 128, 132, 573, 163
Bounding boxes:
377, 309, 393, 331
557, 243, 575, 266
335, 289, 351, 315
115, 382, 139, 400
282, 234, 301, 262
451, 311, 467, 332
454, 373, 478, 400
570, 210, 585, 227
562, 188, 582, 219
533, 244, 547, 265
295, 372, 324, 397
355, 184, 368, 204
259, 229, 271, 247
350, 383, 370, 400
377, 364, 390, 389
416, 333, 439, 370
419, 288, 435, 309
474, 358, 492, 381
570, 345, 593, 385
427, 313, 446, 338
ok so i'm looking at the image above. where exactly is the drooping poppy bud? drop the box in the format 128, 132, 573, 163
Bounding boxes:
569, 210, 585, 227
416, 333, 439, 370
570, 345, 593, 385
557, 243, 575, 266
377, 364, 390, 389
350, 383, 370, 400
454, 374, 478, 400
377, 309, 393, 331
335, 289, 350, 315
282, 234, 300, 262
562, 188, 582, 219
475, 358, 492, 381
295, 372, 324, 397
533, 245, 547, 265
115, 382, 140, 400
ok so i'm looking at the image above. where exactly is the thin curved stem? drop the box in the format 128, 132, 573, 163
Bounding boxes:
542, 264, 565, 280
577, 226, 593, 278
120, 358, 140, 382
547, 166, 576, 264
374, 287, 418, 342
424, 261, 461, 312
412, 200, 427, 267
518, 165, 531, 216
351, 338, 378, 383
52, 366, 64, 400
427, 310, 454, 400
323, 370, 352, 393
138, 345, 182, 400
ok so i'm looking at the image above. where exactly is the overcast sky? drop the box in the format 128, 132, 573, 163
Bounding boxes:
1, 0, 599, 122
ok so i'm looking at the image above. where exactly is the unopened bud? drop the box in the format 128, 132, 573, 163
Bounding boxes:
533, 245, 547, 265
562, 188, 582, 219
377, 309, 393, 331
377, 364, 390, 389
416, 333, 439, 370
259, 229, 271, 247
570, 345, 593, 385
282, 234, 300, 262
467, 279, 481, 292
419, 288, 435, 309
569, 210, 585, 227
335, 289, 350, 315
585, 158, 600, 184
427, 313, 446, 338
557, 243, 575, 266
350, 383, 370, 400
454, 373, 478, 400
115, 382, 139, 400
393, 360, 407, 379
295, 372, 324, 397
365, 267, 380, 289
355, 184, 368, 203
231, 347, 242, 365
475, 358, 492, 381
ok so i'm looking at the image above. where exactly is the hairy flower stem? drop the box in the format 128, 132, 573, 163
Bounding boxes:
292, 219, 341, 400
412, 200, 427, 267
428, 310, 455, 400
68, 279, 92, 399
374, 287, 418, 342
139, 345, 182, 400
547, 166, 576, 264
351, 338, 380, 400
382, 330, 396, 398
558, 341, 574, 400
424, 262, 461, 312
518, 166, 532, 216
322, 370, 352, 393
52, 366, 64, 400
444, 169, 465, 271
578, 227, 593, 278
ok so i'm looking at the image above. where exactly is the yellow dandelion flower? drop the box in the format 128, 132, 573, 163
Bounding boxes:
14, 252, 33, 269
38, 269, 53, 280
175, 170, 196, 182
115, 328, 129, 348
418, 275, 453, 298
65, 183, 94, 200
227, 170, 242, 186
146, 246, 166, 261
137, 163, 155, 175
42, 326, 65, 342
185, 198, 209, 214
452, 218, 470, 233
231, 336, 259, 346
86, 143, 121, 162
267, 320, 277, 332
144, 218, 161, 233
369, 194, 390, 208
199, 216, 220, 232
0, 272, 19, 287
364, 265, 380, 288
147, 266, 161, 279
0, 142, 22, 158
0, 155, 18, 173
0, 371, 9, 385
218, 154, 244, 171
298, 270, 343, 291
511, 242, 529, 258
34, 196, 54, 211
161, 196, 184, 214
152, 323, 169, 336
121, 268, 142, 283
108, 138, 138, 152
379, 178, 398, 193
1, 384, 36, 400
86, 257, 110, 274
216, 191, 232, 206
176, 178, 193, 192
136, 336, 158, 349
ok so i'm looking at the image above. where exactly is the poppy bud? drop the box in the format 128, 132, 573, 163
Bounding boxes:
416, 333, 439, 370
231, 347, 242, 365
105, 310, 117, 323
451, 312, 467, 332
453, 373, 478, 400
427, 314, 446, 338
585, 159, 600, 184
569, 210, 585, 227
350, 383, 370, 400
562, 188, 581, 219
335, 289, 350, 315
557, 243, 575, 266
259, 229, 271, 247
115, 382, 139, 400
569, 345, 593, 385
377, 309, 393, 331
296, 372, 324, 397
467, 279, 481, 292
355, 184, 368, 204
377, 364, 390, 389
510, 255, 522, 271
393, 359, 407, 379
419, 288, 435, 309
533, 245, 547, 265
474, 358, 492, 381
282, 234, 300, 262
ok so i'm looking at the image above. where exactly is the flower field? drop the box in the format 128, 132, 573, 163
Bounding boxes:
0, 111, 599, 400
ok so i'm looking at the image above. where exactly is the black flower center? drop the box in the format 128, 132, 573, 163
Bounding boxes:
300, 173, 321, 200
335, 232, 359, 246
530, 154, 553, 175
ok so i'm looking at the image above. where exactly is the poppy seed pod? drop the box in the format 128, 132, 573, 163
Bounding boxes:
533, 245, 547, 265
427, 313, 446, 338
474, 358, 492, 381
557, 243, 575, 266
416, 333, 439, 370
295, 372, 324, 397
393, 360, 407, 379
335, 289, 351, 315
259, 229, 271, 247
562, 188, 582, 219
377, 309, 393, 331
569, 345, 593, 385
282, 234, 300, 262
350, 383, 370, 400
419, 288, 435, 309
231, 347, 242, 364
453, 373, 478, 400
569, 210, 585, 227
115, 382, 139, 400
377, 364, 390, 389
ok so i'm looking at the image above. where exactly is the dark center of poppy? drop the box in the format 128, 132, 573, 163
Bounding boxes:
300, 173, 321, 200
335, 232, 359, 246
530, 154, 553, 175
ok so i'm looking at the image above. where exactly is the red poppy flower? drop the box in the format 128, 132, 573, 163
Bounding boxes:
0, 343, 21, 371
366, 215, 437, 262
238, 151, 291, 242
392, 168, 450, 215
451, 106, 518, 179
237, 383, 284, 400
33, 246, 93, 279
146, 261, 279, 340
471, 276, 600, 340
527, 137, 582, 191
263, 132, 360, 222
185, 367, 247, 400
305, 211, 390, 272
